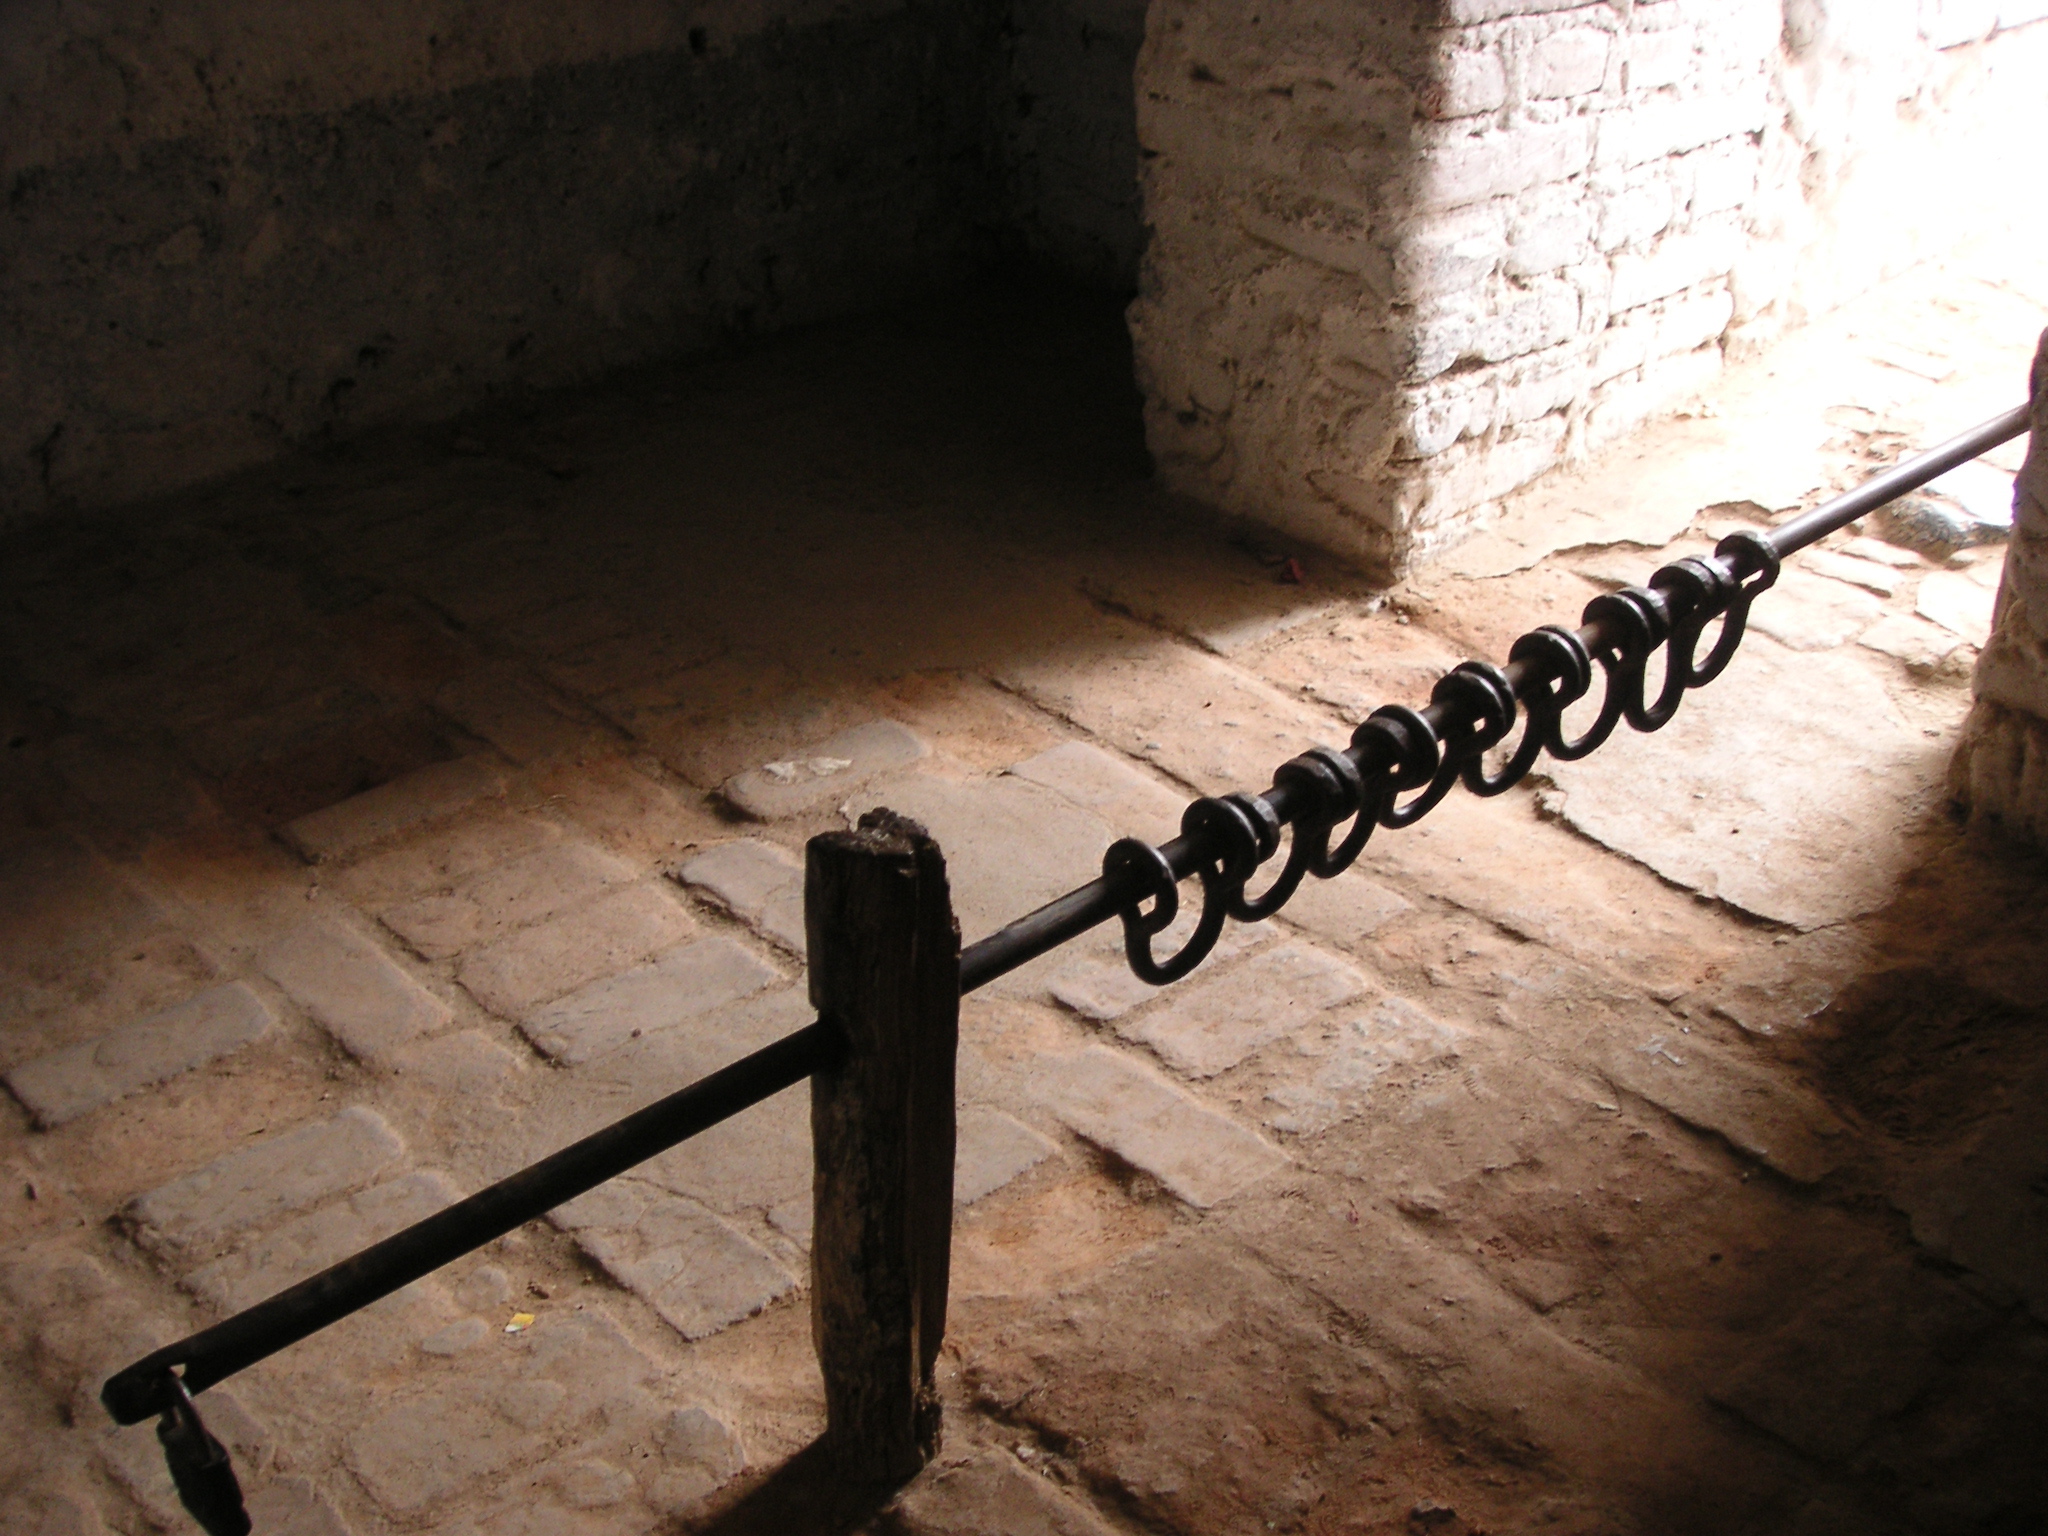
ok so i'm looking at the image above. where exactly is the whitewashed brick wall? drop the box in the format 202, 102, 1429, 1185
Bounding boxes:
1131, 0, 2048, 576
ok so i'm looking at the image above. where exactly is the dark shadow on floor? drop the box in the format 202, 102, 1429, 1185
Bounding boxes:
674, 1436, 895, 1535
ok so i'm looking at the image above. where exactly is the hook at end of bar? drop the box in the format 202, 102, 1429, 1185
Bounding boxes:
138, 1373, 252, 1536
103, 1356, 185, 1425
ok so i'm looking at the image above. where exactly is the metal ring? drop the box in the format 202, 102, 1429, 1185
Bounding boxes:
1631, 560, 1710, 728
1461, 651, 1552, 796
1275, 746, 1373, 878
1387, 664, 1518, 820
1583, 587, 1671, 738
1102, 837, 1224, 986
1202, 793, 1299, 922
1690, 530, 1780, 685
1356, 705, 1441, 829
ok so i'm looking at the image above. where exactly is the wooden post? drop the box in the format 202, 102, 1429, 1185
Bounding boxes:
805, 809, 959, 1486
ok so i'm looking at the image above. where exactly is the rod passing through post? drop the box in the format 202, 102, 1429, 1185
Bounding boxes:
805, 809, 961, 1485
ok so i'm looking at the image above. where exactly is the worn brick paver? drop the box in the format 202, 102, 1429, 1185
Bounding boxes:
889, 1449, 1124, 1535
189, 1170, 464, 1311
341, 1309, 676, 1519
843, 770, 1120, 948
1030, 1045, 1288, 1208
720, 718, 928, 818
127, 1106, 407, 1255
519, 937, 780, 1065
282, 757, 507, 862
245, 1477, 356, 1536
432, 661, 614, 766
677, 837, 807, 953
259, 918, 452, 1060
994, 623, 1335, 797
1262, 994, 1469, 1135
332, 808, 563, 910
1005, 739, 1185, 843
390, 1028, 524, 1093
5, 981, 273, 1126
554, 1187, 797, 1341
456, 881, 699, 1018
954, 1108, 1057, 1206
382, 840, 635, 959
1118, 941, 1368, 1078
0, 831, 169, 976
1045, 922, 1269, 1023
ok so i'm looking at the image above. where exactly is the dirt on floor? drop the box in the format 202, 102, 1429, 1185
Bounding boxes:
3, 248, 2048, 1536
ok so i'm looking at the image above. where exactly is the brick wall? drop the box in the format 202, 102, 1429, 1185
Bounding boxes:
1000, 0, 1150, 287
1131, 0, 2048, 577
2, 0, 1152, 529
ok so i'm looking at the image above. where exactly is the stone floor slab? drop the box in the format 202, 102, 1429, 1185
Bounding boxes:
5, 981, 273, 1127
1005, 740, 1186, 844
560, 1191, 796, 1340
1539, 634, 1942, 929
995, 624, 1334, 797
844, 771, 1117, 944
1917, 568, 1997, 646
1860, 612, 1964, 669
283, 756, 507, 862
1119, 941, 1369, 1078
677, 838, 806, 954
720, 718, 928, 819
1596, 1027, 1851, 1184
519, 938, 781, 1065
383, 841, 635, 959
457, 882, 697, 1018
128, 1105, 406, 1254
1744, 568, 1887, 652
188, 1170, 463, 1311
260, 918, 452, 1060
955, 1108, 1057, 1205
1030, 1045, 1286, 1208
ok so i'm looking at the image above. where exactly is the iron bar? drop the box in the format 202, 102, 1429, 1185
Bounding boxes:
1765, 402, 2029, 556
105, 398, 2031, 1473
101, 1019, 840, 1425
957, 400, 2032, 991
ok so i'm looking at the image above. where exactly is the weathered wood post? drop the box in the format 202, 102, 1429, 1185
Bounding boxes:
805, 808, 959, 1486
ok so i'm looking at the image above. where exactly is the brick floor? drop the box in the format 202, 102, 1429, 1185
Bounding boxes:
4, 264, 2048, 1535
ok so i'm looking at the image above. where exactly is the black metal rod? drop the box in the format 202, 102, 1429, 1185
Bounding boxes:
102, 1019, 839, 1425
1765, 401, 2029, 556
955, 401, 2031, 992
107, 399, 2031, 1423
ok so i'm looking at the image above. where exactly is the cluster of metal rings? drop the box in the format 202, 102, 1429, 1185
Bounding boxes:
1102, 529, 1781, 985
